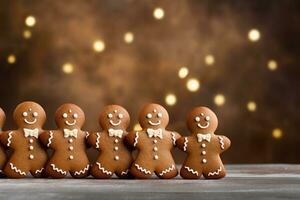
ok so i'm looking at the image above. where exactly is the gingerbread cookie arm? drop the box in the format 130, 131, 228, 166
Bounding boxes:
216, 135, 231, 153
170, 132, 181, 146
87, 132, 102, 150
126, 131, 139, 148
176, 136, 190, 152
39, 131, 55, 148
0, 131, 14, 147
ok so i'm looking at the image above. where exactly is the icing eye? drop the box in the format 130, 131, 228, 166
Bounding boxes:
108, 113, 113, 119
146, 113, 152, 119
62, 113, 68, 118
33, 112, 38, 117
22, 112, 28, 117
157, 112, 162, 118
205, 116, 210, 121
73, 113, 78, 119
195, 116, 200, 122
118, 113, 123, 119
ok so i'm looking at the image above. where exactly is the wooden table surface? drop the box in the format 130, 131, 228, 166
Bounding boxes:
0, 164, 299, 200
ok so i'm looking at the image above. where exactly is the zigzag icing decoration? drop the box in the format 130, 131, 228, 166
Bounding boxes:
85, 131, 89, 139
96, 162, 112, 175
135, 164, 151, 175
158, 165, 176, 176
35, 168, 44, 174
171, 132, 176, 146
7, 131, 13, 147
208, 166, 222, 176
74, 164, 89, 175
183, 137, 188, 151
10, 163, 26, 176
133, 132, 139, 147
184, 166, 199, 176
50, 164, 67, 175
121, 170, 129, 175
47, 131, 54, 147
218, 136, 225, 150
96, 132, 101, 149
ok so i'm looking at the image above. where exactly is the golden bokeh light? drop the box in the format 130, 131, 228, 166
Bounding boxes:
62, 63, 74, 74
214, 94, 226, 106
93, 40, 105, 52
165, 93, 177, 106
23, 30, 32, 39
186, 78, 200, 92
248, 29, 260, 42
272, 128, 283, 139
133, 123, 142, 131
205, 54, 215, 66
25, 15, 36, 27
124, 32, 134, 44
153, 7, 165, 20
247, 101, 257, 112
178, 67, 189, 79
268, 60, 278, 71
7, 54, 16, 64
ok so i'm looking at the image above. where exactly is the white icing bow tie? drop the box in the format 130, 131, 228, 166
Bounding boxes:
147, 128, 163, 139
23, 128, 39, 138
64, 129, 78, 138
197, 133, 211, 143
108, 129, 123, 138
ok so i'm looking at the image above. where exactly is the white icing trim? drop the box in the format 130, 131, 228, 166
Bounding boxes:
133, 132, 139, 147
50, 164, 67, 175
171, 132, 176, 146
208, 166, 222, 176
96, 132, 101, 149
158, 165, 176, 176
85, 131, 89, 139
74, 164, 89, 175
218, 136, 225, 150
96, 162, 112, 175
47, 131, 54, 147
7, 131, 13, 147
35, 168, 44, 174
184, 166, 199, 176
183, 137, 188, 152
135, 164, 152, 175
10, 163, 26, 176
120, 170, 129, 175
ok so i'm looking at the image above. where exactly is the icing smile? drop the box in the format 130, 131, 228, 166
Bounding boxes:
65, 120, 76, 126
148, 120, 161, 126
197, 122, 210, 129
24, 118, 37, 125
195, 114, 210, 129
109, 120, 121, 126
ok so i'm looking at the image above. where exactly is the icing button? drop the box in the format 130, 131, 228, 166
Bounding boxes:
69, 155, 74, 160
114, 146, 119, 151
153, 147, 158, 152
114, 155, 119, 160
69, 146, 74, 151
201, 143, 206, 148
29, 154, 34, 160
202, 159, 207, 164
29, 139, 34, 143
201, 151, 206, 155
114, 139, 119, 143
29, 146, 34, 150
154, 155, 159, 160
68, 138, 73, 143
153, 139, 158, 144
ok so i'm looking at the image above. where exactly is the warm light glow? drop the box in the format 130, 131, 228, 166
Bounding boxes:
62, 63, 74, 74
272, 128, 283, 139
7, 54, 16, 64
23, 30, 32, 39
205, 54, 215, 66
124, 32, 134, 44
178, 67, 189, 79
268, 60, 278, 71
248, 29, 260, 42
214, 94, 226, 106
93, 40, 105, 52
165, 93, 177, 106
186, 78, 200, 92
247, 101, 257, 112
25, 15, 36, 27
133, 123, 142, 131
153, 7, 164, 20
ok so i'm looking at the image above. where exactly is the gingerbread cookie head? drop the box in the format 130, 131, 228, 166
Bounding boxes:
99, 105, 130, 130
0, 108, 5, 130
13, 101, 46, 129
55, 103, 85, 129
138, 103, 169, 129
187, 106, 218, 134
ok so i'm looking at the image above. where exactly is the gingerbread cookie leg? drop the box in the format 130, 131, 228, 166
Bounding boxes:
90, 162, 114, 179
130, 163, 153, 179
4, 162, 28, 178
180, 164, 201, 179
155, 163, 178, 179
70, 164, 90, 178
30, 167, 47, 178
203, 165, 226, 179
115, 167, 133, 179
46, 163, 68, 178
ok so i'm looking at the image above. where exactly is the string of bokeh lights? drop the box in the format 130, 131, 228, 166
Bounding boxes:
5, 7, 282, 140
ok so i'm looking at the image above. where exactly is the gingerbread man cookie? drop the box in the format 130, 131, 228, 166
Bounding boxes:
126, 103, 181, 179
0, 102, 48, 178
0, 108, 7, 177
177, 106, 231, 179
88, 105, 133, 178
39, 103, 90, 178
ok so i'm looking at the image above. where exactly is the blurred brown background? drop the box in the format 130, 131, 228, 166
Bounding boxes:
0, 0, 299, 163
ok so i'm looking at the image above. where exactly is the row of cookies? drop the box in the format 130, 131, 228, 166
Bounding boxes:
0, 101, 230, 179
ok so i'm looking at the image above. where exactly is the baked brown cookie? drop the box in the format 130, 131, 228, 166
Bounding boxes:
126, 103, 181, 179
88, 105, 133, 178
177, 106, 231, 179
0, 108, 7, 177
0, 101, 48, 178
39, 103, 89, 178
